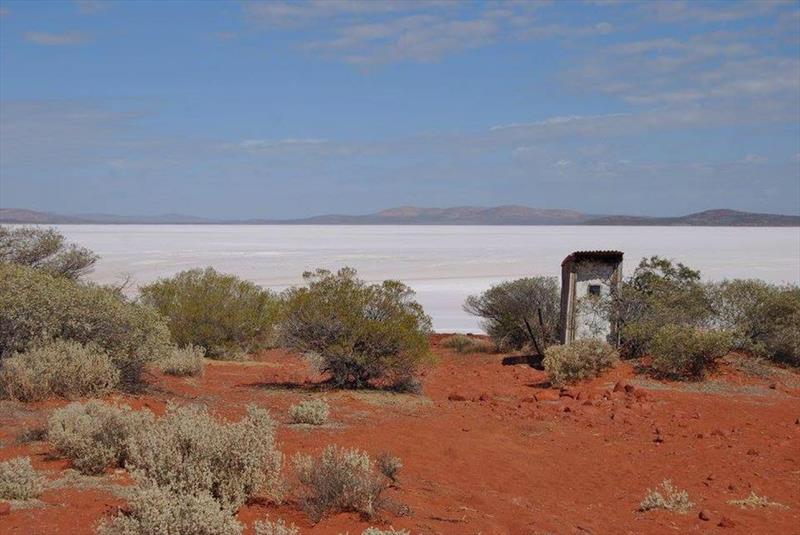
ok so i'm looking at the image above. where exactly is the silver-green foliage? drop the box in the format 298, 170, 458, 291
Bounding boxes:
0, 339, 120, 401
0, 225, 98, 280
0, 263, 171, 387
0, 456, 42, 500
97, 484, 243, 535
125, 404, 283, 511
543, 339, 619, 386
158, 345, 205, 377
253, 517, 300, 535
288, 398, 329, 425
48, 401, 154, 475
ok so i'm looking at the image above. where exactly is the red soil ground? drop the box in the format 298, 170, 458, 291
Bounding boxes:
1, 334, 799, 534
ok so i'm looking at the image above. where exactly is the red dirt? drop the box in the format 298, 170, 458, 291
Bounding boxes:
2, 335, 799, 534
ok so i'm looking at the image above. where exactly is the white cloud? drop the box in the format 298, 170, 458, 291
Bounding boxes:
24, 31, 89, 46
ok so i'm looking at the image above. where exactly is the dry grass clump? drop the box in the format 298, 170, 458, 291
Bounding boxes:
361, 529, 410, 535
441, 334, 494, 354
158, 345, 205, 377
543, 339, 619, 386
289, 398, 330, 425
97, 484, 243, 535
376, 452, 402, 483
728, 491, 786, 509
0, 339, 120, 401
48, 401, 153, 475
126, 404, 283, 511
253, 517, 300, 535
293, 445, 390, 522
639, 480, 693, 513
0, 456, 42, 500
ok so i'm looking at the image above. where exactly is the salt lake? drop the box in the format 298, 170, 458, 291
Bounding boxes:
55, 225, 800, 332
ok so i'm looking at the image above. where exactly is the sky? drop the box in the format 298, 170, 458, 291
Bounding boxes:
0, 0, 798, 219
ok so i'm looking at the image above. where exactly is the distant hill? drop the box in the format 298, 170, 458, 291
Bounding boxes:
1, 206, 798, 226
584, 209, 800, 227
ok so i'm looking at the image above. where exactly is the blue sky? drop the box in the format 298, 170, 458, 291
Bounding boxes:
0, 0, 798, 218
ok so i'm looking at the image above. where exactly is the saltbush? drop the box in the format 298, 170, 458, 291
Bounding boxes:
710, 279, 800, 366
253, 517, 300, 535
0, 225, 98, 280
648, 325, 733, 380
0, 263, 171, 387
289, 398, 329, 425
543, 339, 619, 386
376, 452, 402, 483
48, 401, 153, 475
281, 268, 432, 390
293, 445, 388, 522
158, 345, 205, 377
0, 339, 119, 401
440, 334, 494, 354
140, 268, 280, 360
464, 277, 560, 352
126, 404, 283, 511
0, 456, 42, 500
97, 485, 243, 535
361, 529, 410, 535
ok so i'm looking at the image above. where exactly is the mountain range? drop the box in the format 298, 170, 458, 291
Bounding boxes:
1, 206, 798, 226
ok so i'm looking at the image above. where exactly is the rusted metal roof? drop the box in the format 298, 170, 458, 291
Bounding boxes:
561, 250, 624, 266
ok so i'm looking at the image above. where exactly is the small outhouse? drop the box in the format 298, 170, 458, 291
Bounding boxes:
559, 250, 623, 344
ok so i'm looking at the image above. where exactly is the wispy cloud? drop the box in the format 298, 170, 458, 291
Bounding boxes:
24, 31, 89, 46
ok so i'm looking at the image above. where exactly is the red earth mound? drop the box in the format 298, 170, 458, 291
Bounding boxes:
1, 335, 798, 534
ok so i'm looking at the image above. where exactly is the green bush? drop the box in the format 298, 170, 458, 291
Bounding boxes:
288, 398, 329, 425
441, 334, 494, 354
126, 404, 283, 511
464, 277, 560, 352
543, 339, 619, 386
0, 339, 120, 401
0, 456, 42, 500
616, 257, 713, 358
280, 268, 432, 390
48, 401, 154, 475
0, 264, 171, 387
293, 445, 389, 522
140, 268, 280, 360
158, 345, 205, 377
648, 325, 733, 380
97, 484, 243, 535
710, 279, 800, 366
0, 225, 98, 280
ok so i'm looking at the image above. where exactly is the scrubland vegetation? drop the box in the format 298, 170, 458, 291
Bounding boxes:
0, 225, 798, 532
280, 268, 432, 391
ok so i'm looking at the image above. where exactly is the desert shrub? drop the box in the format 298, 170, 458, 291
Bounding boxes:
361, 529, 410, 535
126, 404, 283, 511
709, 279, 800, 366
0, 456, 42, 500
253, 517, 300, 535
376, 452, 402, 483
97, 484, 243, 535
281, 268, 432, 390
289, 398, 329, 425
48, 401, 154, 475
0, 263, 171, 387
639, 480, 693, 513
440, 334, 494, 354
616, 257, 713, 358
158, 345, 205, 377
0, 339, 119, 401
648, 325, 733, 380
543, 340, 619, 386
140, 268, 280, 360
464, 277, 560, 353
0, 225, 98, 280
728, 491, 786, 509
293, 445, 388, 522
